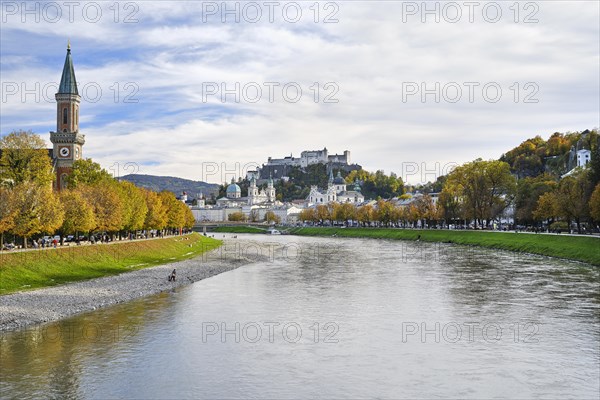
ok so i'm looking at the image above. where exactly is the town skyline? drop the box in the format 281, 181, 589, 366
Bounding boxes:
1, 2, 598, 184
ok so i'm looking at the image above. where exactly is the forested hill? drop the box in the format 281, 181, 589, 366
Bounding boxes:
120, 174, 219, 198
500, 129, 598, 179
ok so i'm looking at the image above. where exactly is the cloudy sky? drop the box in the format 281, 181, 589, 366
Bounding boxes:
1, 1, 598, 184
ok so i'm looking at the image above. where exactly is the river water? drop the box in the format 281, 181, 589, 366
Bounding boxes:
1, 234, 598, 399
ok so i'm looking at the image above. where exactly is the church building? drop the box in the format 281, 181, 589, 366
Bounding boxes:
50, 43, 84, 190
307, 170, 364, 205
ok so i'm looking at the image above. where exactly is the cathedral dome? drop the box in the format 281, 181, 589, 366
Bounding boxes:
226, 183, 241, 193
333, 171, 345, 185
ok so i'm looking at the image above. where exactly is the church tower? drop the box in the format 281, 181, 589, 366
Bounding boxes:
50, 43, 85, 190
248, 177, 259, 205
267, 175, 276, 202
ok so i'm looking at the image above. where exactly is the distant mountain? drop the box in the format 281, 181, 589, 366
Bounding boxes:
120, 174, 219, 198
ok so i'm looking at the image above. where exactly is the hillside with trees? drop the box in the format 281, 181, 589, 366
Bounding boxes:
216, 163, 405, 202
120, 174, 219, 198
500, 129, 598, 179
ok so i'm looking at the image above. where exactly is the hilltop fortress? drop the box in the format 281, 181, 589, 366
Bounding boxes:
253, 148, 361, 180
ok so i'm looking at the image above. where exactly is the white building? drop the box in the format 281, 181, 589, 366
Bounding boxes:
196, 176, 287, 222
562, 149, 593, 178
248, 176, 276, 205
577, 149, 592, 168
307, 171, 364, 205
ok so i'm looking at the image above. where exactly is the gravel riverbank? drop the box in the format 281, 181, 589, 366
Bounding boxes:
0, 246, 259, 332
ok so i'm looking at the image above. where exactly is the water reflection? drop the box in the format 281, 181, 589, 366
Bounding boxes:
1, 234, 598, 399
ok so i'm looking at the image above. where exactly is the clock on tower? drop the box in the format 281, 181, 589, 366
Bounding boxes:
49, 42, 85, 191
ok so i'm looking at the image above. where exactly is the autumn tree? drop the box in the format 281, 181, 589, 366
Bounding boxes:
183, 205, 196, 228
334, 202, 356, 225
356, 204, 375, 226
299, 208, 317, 223
160, 191, 186, 230
0, 186, 15, 248
228, 212, 247, 222
11, 182, 64, 248
143, 190, 168, 230
375, 200, 396, 226
315, 204, 330, 223
265, 211, 281, 224
60, 188, 96, 235
413, 195, 438, 227
0, 130, 53, 188
533, 191, 559, 224
118, 181, 148, 234
80, 181, 124, 233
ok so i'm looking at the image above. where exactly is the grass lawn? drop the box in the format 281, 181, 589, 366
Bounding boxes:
294, 227, 600, 266
0, 232, 222, 295
211, 226, 269, 234
213, 225, 600, 266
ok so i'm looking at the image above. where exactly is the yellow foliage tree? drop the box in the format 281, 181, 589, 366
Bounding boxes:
143, 190, 168, 230
265, 211, 281, 224
160, 191, 185, 230
0, 187, 16, 248
11, 182, 64, 248
60, 188, 96, 235
0, 130, 54, 188
118, 181, 148, 232
80, 182, 124, 232
533, 191, 559, 223
228, 212, 247, 222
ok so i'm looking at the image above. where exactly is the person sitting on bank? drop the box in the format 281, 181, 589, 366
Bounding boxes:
168, 269, 176, 282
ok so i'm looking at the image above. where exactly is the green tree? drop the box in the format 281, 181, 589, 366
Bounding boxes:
589, 183, 600, 222
589, 141, 600, 186
0, 130, 53, 188
66, 158, 113, 188
554, 172, 591, 233
438, 188, 462, 226
515, 174, 557, 225
445, 159, 516, 228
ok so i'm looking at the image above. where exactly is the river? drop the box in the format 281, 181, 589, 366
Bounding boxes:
1, 234, 598, 399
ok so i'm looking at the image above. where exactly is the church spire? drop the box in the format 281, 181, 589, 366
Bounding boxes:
58, 43, 78, 95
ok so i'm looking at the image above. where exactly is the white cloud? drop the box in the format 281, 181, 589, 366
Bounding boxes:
1, 1, 598, 184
